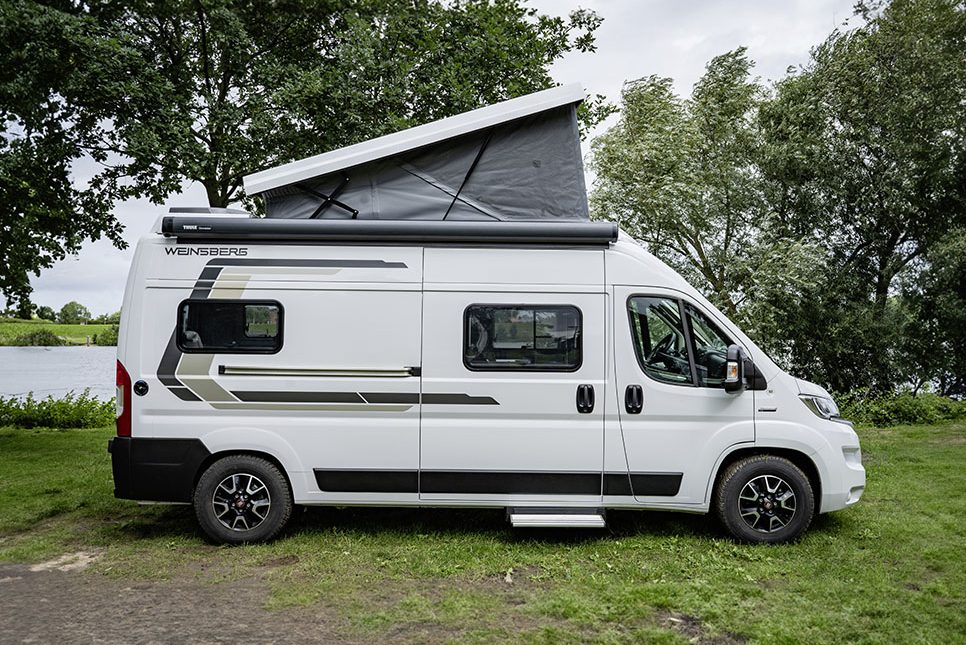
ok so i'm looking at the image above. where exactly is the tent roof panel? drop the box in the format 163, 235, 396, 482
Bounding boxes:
242, 84, 585, 196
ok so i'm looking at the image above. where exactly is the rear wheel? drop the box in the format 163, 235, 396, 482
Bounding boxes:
714, 455, 814, 544
193, 455, 292, 544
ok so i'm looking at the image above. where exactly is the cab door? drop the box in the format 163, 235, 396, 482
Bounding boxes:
613, 287, 755, 505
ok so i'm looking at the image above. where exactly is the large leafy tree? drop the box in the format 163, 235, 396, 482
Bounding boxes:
591, 49, 821, 355
0, 0, 607, 307
759, 0, 965, 392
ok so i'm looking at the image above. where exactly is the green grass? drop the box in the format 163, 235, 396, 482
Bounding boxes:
0, 319, 113, 345
1, 423, 963, 643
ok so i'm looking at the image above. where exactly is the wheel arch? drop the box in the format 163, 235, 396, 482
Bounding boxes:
709, 446, 822, 509
193, 449, 294, 498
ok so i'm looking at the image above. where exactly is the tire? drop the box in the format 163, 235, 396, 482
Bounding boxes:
193, 455, 293, 544
714, 455, 814, 544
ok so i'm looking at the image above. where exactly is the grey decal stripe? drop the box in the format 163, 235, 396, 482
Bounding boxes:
205, 258, 407, 269
232, 391, 366, 404
158, 265, 224, 398
168, 386, 202, 402
158, 330, 185, 387
229, 391, 500, 405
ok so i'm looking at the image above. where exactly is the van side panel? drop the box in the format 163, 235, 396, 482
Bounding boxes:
125, 241, 423, 503
420, 247, 607, 504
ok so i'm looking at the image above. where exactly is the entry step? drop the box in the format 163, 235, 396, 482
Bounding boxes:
507, 507, 606, 528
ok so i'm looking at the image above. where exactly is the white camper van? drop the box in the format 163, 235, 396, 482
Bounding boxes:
109, 86, 864, 545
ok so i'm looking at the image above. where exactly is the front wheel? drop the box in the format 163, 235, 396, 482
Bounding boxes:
193, 455, 293, 544
714, 455, 815, 544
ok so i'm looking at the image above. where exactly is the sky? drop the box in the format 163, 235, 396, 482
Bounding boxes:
29, 0, 858, 315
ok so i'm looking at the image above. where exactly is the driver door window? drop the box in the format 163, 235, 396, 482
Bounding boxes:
628, 297, 694, 385
685, 303, 733, 388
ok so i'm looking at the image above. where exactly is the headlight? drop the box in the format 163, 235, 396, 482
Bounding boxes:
799, 394, 840, 420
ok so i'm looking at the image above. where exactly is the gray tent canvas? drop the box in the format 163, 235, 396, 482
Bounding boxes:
243, 85, 589, 221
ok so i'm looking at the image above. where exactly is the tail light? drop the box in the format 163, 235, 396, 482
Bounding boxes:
116, 360, 132, 437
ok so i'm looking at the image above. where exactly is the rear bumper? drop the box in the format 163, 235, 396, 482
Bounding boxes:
108, 437, 211, 502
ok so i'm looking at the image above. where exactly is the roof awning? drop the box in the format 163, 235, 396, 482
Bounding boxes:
242, 84, 589, 221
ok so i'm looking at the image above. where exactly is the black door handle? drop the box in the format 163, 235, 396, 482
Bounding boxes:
576, 384, 595, 414
625, 384, 643, 414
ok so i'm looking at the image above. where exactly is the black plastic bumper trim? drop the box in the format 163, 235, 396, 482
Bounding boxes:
109, 437, 211, 502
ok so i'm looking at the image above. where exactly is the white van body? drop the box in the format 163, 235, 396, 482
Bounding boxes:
109, 215, 864, 542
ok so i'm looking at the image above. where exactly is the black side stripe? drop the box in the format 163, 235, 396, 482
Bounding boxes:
604, 473, 683, 497
422, 471, 600, 495
189, 266, 224, 299
312, 470, 683, 496
315, 469, 417, 493
233, 391, 366, 404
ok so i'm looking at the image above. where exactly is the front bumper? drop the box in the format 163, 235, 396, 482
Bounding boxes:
108, 437, 211, 502
820, 438, 866, 513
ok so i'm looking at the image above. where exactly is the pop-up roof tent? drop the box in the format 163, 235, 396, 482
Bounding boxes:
242, 84, 588, 221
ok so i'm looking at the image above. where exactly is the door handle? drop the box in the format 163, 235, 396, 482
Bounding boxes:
576, 384, 595, 414
624, 384, 643, 414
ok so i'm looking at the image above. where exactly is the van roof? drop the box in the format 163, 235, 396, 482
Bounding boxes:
242, 84, 585, 197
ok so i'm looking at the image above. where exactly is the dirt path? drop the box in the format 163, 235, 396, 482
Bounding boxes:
0, 562, 354, 644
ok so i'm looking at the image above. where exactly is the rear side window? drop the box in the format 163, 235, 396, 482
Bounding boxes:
464, 304, 581, 371
178, 300, 283, 353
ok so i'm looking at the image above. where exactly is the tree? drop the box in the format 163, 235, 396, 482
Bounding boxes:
57, 301, 90, 324
36, 305, 56, 321
759, 0, 966, 392
900, 229, 966, 396
91, 310, 121, 324
0, 1, 608, 308
590, 50, 821, 356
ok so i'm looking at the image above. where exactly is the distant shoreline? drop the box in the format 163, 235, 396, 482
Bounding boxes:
0, 320, 116, 347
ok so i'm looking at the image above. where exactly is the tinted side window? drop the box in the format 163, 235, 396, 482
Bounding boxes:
464, 305, 581, 371
178, 300, 282, 353
627, 297, 693, 385
685, 303, 733, 388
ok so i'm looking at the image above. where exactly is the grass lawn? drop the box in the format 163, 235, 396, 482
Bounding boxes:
0, 319, 114, 345
0, 423, 963, 643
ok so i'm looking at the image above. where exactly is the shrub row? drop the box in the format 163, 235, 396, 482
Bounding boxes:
837, 391, 966, 426
0, 391, 114, 429
11, 329, 67, 346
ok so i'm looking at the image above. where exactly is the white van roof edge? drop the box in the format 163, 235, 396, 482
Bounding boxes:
241, 84, 585, 196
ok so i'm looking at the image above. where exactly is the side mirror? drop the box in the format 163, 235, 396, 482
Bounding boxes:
724, 344, 745, 393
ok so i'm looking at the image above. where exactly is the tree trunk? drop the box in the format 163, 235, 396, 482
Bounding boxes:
202, 179, 229, 208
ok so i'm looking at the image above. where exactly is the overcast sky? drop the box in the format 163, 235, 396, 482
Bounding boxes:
29, 0, 857, 315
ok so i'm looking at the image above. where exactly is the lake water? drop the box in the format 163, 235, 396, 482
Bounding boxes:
0, 346, 116, 400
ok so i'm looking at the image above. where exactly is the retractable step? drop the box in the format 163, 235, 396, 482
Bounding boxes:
507, 508, 606, 529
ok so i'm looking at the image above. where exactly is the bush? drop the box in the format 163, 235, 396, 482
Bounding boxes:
93, 324, 119, 346
12, 329, 67, 346
0, 390, 114, 429
837, 390, 966, 426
